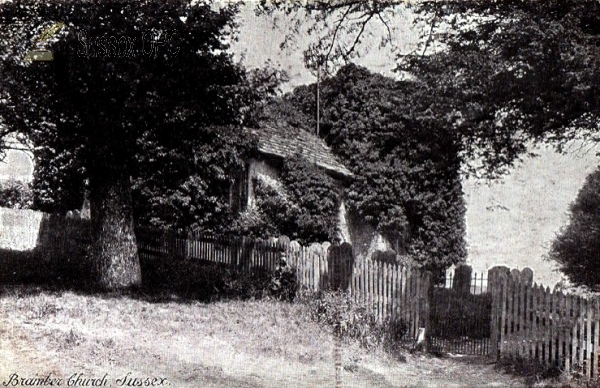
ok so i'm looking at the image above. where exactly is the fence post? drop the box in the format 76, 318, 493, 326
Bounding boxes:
423, 270, 433, 351
489, 266, 510, 360
278, 236, 290, 264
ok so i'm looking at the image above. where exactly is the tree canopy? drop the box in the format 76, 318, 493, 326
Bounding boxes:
258, 0, 600, 177
549, 167, 600, 290
405, 0, 600, 175
0, 0, 264, 289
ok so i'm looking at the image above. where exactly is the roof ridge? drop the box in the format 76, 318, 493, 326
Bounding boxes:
251, 124, 353, 178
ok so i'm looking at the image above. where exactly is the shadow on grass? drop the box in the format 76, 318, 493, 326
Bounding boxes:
0, 248, 297, 305
0, 248, 93, 292
495, 354, 564, 387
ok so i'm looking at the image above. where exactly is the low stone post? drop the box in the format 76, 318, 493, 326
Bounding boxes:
453, 264, 473, 295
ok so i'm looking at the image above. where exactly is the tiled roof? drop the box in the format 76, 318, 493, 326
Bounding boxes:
251, 123, 353, 178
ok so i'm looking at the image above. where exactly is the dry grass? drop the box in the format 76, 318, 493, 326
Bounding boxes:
0, 286, 532, 388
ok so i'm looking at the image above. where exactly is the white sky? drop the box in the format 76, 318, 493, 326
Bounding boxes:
231, 3, 418, 92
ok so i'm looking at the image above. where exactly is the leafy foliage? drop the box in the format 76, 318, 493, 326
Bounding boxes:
287, 64, 466, 270
495, 354, 563, 386
299, 289, 408, 353
280, 154, 341, 242
30, 147, 85, 214
0, 0, 266, 288
401, 0, 600, 177
0, 179, 33, 209
231, 176, 293, 239
258, 1, 600, 179
131, 125, 258, 234
232, 154, 340, 244
548, 167, 600, 290
141, 257, 298, 302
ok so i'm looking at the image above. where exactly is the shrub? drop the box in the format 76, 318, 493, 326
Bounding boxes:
300, 289, 408, 353
139, 256, 298, 302
495, 354, 563, 386
0, 246, 93, 290
0, 179, 33, 209
220, 264, 297, 301
549, 166, 600, 289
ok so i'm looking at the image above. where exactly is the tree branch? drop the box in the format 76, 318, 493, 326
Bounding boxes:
324, 5, 355, 65
421, 0, 439, 57
377, 12, 393, 46
343, 10, 376, 61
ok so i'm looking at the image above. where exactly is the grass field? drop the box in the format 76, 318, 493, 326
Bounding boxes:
0, 286, 536, 388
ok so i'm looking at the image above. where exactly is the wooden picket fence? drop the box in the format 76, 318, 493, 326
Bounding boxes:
349, 258, 431, 339
136, 228, 430, 341
490, 267, 600, 379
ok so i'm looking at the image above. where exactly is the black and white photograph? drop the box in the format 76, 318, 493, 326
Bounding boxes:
1, 1, 600, 386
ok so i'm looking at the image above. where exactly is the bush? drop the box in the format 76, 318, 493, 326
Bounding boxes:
300, 289, 408, 353
0, 179, 33, 209
220, 264, 297, 301
139, 256, 298, 302
495, 354, 563, 386
0, 248, 92, 289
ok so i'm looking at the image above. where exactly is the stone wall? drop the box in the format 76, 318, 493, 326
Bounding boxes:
0, 206, 89, 259
345, 210, 394, 262
246, 157, 281, 209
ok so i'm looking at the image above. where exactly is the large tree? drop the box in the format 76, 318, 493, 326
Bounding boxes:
0, 1, 260, 290
258, 0, 600, 177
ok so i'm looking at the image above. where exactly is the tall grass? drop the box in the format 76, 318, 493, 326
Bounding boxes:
298, 289, 410, 359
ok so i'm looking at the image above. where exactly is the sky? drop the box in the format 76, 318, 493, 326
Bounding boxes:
1, 3, 598, 286
463, 144, 599, 286
231, 3, 418, 92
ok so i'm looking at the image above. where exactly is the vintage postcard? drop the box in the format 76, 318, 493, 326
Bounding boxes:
1, 1, 598, 387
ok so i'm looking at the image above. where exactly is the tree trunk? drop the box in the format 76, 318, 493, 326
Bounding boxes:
88, 168, 141, 290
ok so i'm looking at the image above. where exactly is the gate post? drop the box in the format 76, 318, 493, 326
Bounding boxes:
488, 266, 510, 360
424, 270, 433, 352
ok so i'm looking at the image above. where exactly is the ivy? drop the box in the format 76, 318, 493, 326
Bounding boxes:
286, 64, 467, 270
232, 154, 340, 245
